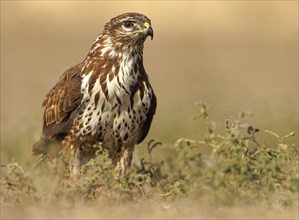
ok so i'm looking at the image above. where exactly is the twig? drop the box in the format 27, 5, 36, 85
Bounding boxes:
10, 162, 26, 175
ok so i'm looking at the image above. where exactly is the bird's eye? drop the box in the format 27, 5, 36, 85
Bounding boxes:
123, 20, 134, 28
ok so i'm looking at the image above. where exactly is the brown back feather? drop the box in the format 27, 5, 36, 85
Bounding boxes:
42, 63, 83, 139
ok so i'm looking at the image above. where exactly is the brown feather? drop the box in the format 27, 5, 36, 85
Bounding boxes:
42, 63, 83, 139
137, 82, 157, 144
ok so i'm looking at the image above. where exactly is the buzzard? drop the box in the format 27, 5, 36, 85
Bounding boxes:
33, 13, 156, 177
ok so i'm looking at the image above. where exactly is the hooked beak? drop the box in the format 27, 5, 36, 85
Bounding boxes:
144, 22, 154, 40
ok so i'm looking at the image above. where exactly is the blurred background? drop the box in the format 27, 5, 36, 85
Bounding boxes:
1, 1, 298, 160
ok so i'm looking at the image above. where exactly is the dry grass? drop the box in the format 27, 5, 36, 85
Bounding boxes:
2, 202, 298, 219
1, 103, 298, 219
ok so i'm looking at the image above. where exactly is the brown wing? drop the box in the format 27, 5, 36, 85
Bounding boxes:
137, 88, 157, 144
42, 63, 84, 139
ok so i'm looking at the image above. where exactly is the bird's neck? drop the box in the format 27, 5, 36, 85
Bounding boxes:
84, 35, 145, 77
88, 34, 144, 58
81, 35, 147, 97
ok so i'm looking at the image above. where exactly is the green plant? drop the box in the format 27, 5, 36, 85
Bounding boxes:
1, 102, 298, 209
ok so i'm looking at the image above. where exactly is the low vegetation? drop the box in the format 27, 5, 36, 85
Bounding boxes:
1, 102, 298, 216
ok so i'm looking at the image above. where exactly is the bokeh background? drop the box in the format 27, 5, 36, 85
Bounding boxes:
1, 1, 298, 156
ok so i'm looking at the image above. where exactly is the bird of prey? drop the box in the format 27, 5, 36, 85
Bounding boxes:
33, 12, 156, 177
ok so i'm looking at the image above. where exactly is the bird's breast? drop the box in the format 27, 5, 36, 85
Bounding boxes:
75, 52, 152, 145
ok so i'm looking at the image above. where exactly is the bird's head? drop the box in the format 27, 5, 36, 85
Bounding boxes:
103, 12, 153, 51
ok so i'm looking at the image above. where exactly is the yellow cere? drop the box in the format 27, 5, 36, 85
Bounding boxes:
144, 22, 150, 28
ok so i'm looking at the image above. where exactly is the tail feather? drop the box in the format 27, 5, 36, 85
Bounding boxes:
32, 137, 60, 157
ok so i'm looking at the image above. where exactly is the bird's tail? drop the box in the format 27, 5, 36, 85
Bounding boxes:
32, 137, 60, 157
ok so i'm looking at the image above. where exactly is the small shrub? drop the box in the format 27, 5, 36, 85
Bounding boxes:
1, 102, 298, 208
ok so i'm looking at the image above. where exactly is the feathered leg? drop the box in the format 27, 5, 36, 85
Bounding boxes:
70, 148, 81, 177
113, 146, 134, 178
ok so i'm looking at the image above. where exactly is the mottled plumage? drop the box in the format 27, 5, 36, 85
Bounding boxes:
33, 13, 156, 177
